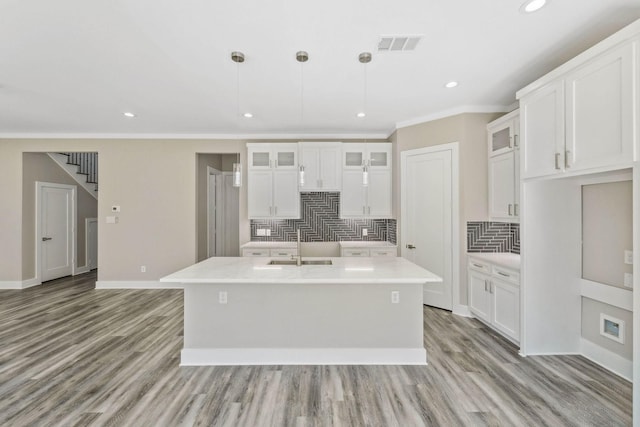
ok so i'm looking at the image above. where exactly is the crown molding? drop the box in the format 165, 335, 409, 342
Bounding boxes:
395, 105, 511, 129
0, 132, 392, 141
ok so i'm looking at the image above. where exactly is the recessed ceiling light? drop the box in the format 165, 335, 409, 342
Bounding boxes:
520, 0, 547, 13
243, 112, 253, 118
356, 112, 366, 118
445, 81, 458, 88
123, 112, 136, 118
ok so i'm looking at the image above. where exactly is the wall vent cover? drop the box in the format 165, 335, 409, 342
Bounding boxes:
377, 35, 422, 52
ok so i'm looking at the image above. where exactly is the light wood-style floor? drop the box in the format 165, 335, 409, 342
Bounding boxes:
0, 271, 632, 426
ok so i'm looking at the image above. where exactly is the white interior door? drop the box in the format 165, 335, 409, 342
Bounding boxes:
86, 218, 98, 270
40, 183, 74, 282
402, 147, 454, 310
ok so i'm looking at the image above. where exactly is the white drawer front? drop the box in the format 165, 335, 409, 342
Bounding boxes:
242, 248, 270, 257
269, 248, 297, 257
492, 266, 520, 285
468, 258, 491, 274
370, 248, 397, 257
342, 248, 370, 257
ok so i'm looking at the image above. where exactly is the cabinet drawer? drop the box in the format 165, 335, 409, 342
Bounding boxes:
342, 248, 370, 257
242, 249, 270, 257
468, 258, 491, 274
269, 248, 297, 257
492, 266, 520, 284
370, 248, 397, 257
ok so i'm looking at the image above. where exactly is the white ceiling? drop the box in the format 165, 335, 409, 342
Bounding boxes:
1, 0, 639, 138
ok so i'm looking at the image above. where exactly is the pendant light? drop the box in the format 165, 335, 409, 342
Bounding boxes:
233, 152, 242, 187
297, 51, 309, 186
231, 51, 245, 187
359, 52, 372, 187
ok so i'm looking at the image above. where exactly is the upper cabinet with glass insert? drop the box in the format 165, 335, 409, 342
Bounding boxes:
248, 143, 298, 170
488, 110, 519, 157
342, 143, 392, 170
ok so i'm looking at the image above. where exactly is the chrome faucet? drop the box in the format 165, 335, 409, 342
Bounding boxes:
294, 229, 302, 266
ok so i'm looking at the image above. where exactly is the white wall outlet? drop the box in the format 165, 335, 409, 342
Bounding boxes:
257, 229, 267, 236
105, 216, 118, 224
624, 273, 633, 288
219, 291, 228, 304
624, 250, 633, 265
111, 205, 121, 212
140, 265, 146, 273
391, 291, 400, 304
266, 229, 271, 236
362, 228, 368, 236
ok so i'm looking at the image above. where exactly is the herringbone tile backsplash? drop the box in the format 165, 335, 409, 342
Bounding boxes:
467, 221, 520, 254
251, 192, 396, 243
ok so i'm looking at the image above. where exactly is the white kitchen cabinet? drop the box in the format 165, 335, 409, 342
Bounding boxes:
341, 143, 392, 218
340, 246, 397, 257
489, 151, 516, 219
518, 37, 637, 179
488, 110, 519, 157
247, 171, 273, 218
491, 278, 520, 340
298, 142, 342, 191
488, 110, 520, 220
248, 143, 298, 170
241, 243, 298, 257
565, 42, 636, 172
247, 143, 300, 219
272, 170, 299, 217
468, 256, 520, 342
342, 143, 392, 170
468, 260, 492, 322
520, 81, 565, 179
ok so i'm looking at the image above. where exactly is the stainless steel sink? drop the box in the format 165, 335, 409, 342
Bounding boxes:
268, 259, 332, 266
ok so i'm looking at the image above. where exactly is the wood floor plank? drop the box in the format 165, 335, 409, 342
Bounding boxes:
0, 272, 632, 426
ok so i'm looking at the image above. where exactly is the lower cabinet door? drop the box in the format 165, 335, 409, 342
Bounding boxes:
491, 278, 520, 341
468, 270, 491, 322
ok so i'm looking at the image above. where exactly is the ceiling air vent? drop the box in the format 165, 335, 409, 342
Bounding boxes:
377, 35, 422, 52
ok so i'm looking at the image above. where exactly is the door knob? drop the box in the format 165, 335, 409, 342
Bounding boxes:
406, 244, 416, 249
42, 237, 52, 241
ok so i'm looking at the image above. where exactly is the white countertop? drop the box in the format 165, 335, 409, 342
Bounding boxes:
160, 256, 441, 285
467, 252, 521, 271
241, 241, 297, 249
338, 241, 397, 248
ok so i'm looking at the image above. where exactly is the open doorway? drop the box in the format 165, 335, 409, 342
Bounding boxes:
197, 154, 240, 261
23, 152, 99, 285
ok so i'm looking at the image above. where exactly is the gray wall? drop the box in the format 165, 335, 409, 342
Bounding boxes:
582, 297, 633, 360
582, 180, 632, 288
393, 112, 503, 306
22, 153, 98, 278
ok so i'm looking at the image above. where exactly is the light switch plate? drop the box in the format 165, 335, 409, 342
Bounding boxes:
362, 228, 368, 236
111, 205, 121, 212
257, 229, 267, 236
106, 216, 118, 224
624, 250, 633, 265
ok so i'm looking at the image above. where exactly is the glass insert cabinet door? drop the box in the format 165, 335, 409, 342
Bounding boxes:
492, 127, 511, 153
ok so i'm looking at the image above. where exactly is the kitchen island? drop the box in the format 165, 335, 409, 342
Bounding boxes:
160, 256, 441, 366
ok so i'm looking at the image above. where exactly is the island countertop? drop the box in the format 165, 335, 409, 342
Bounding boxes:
160, 256, 441, 285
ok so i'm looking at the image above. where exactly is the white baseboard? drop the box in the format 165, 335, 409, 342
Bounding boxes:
95, 280, 183, 289
580, 338, 632, 382
0, 278, 41, 289
452, 304, 471, 317
180, 347, 428, 366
